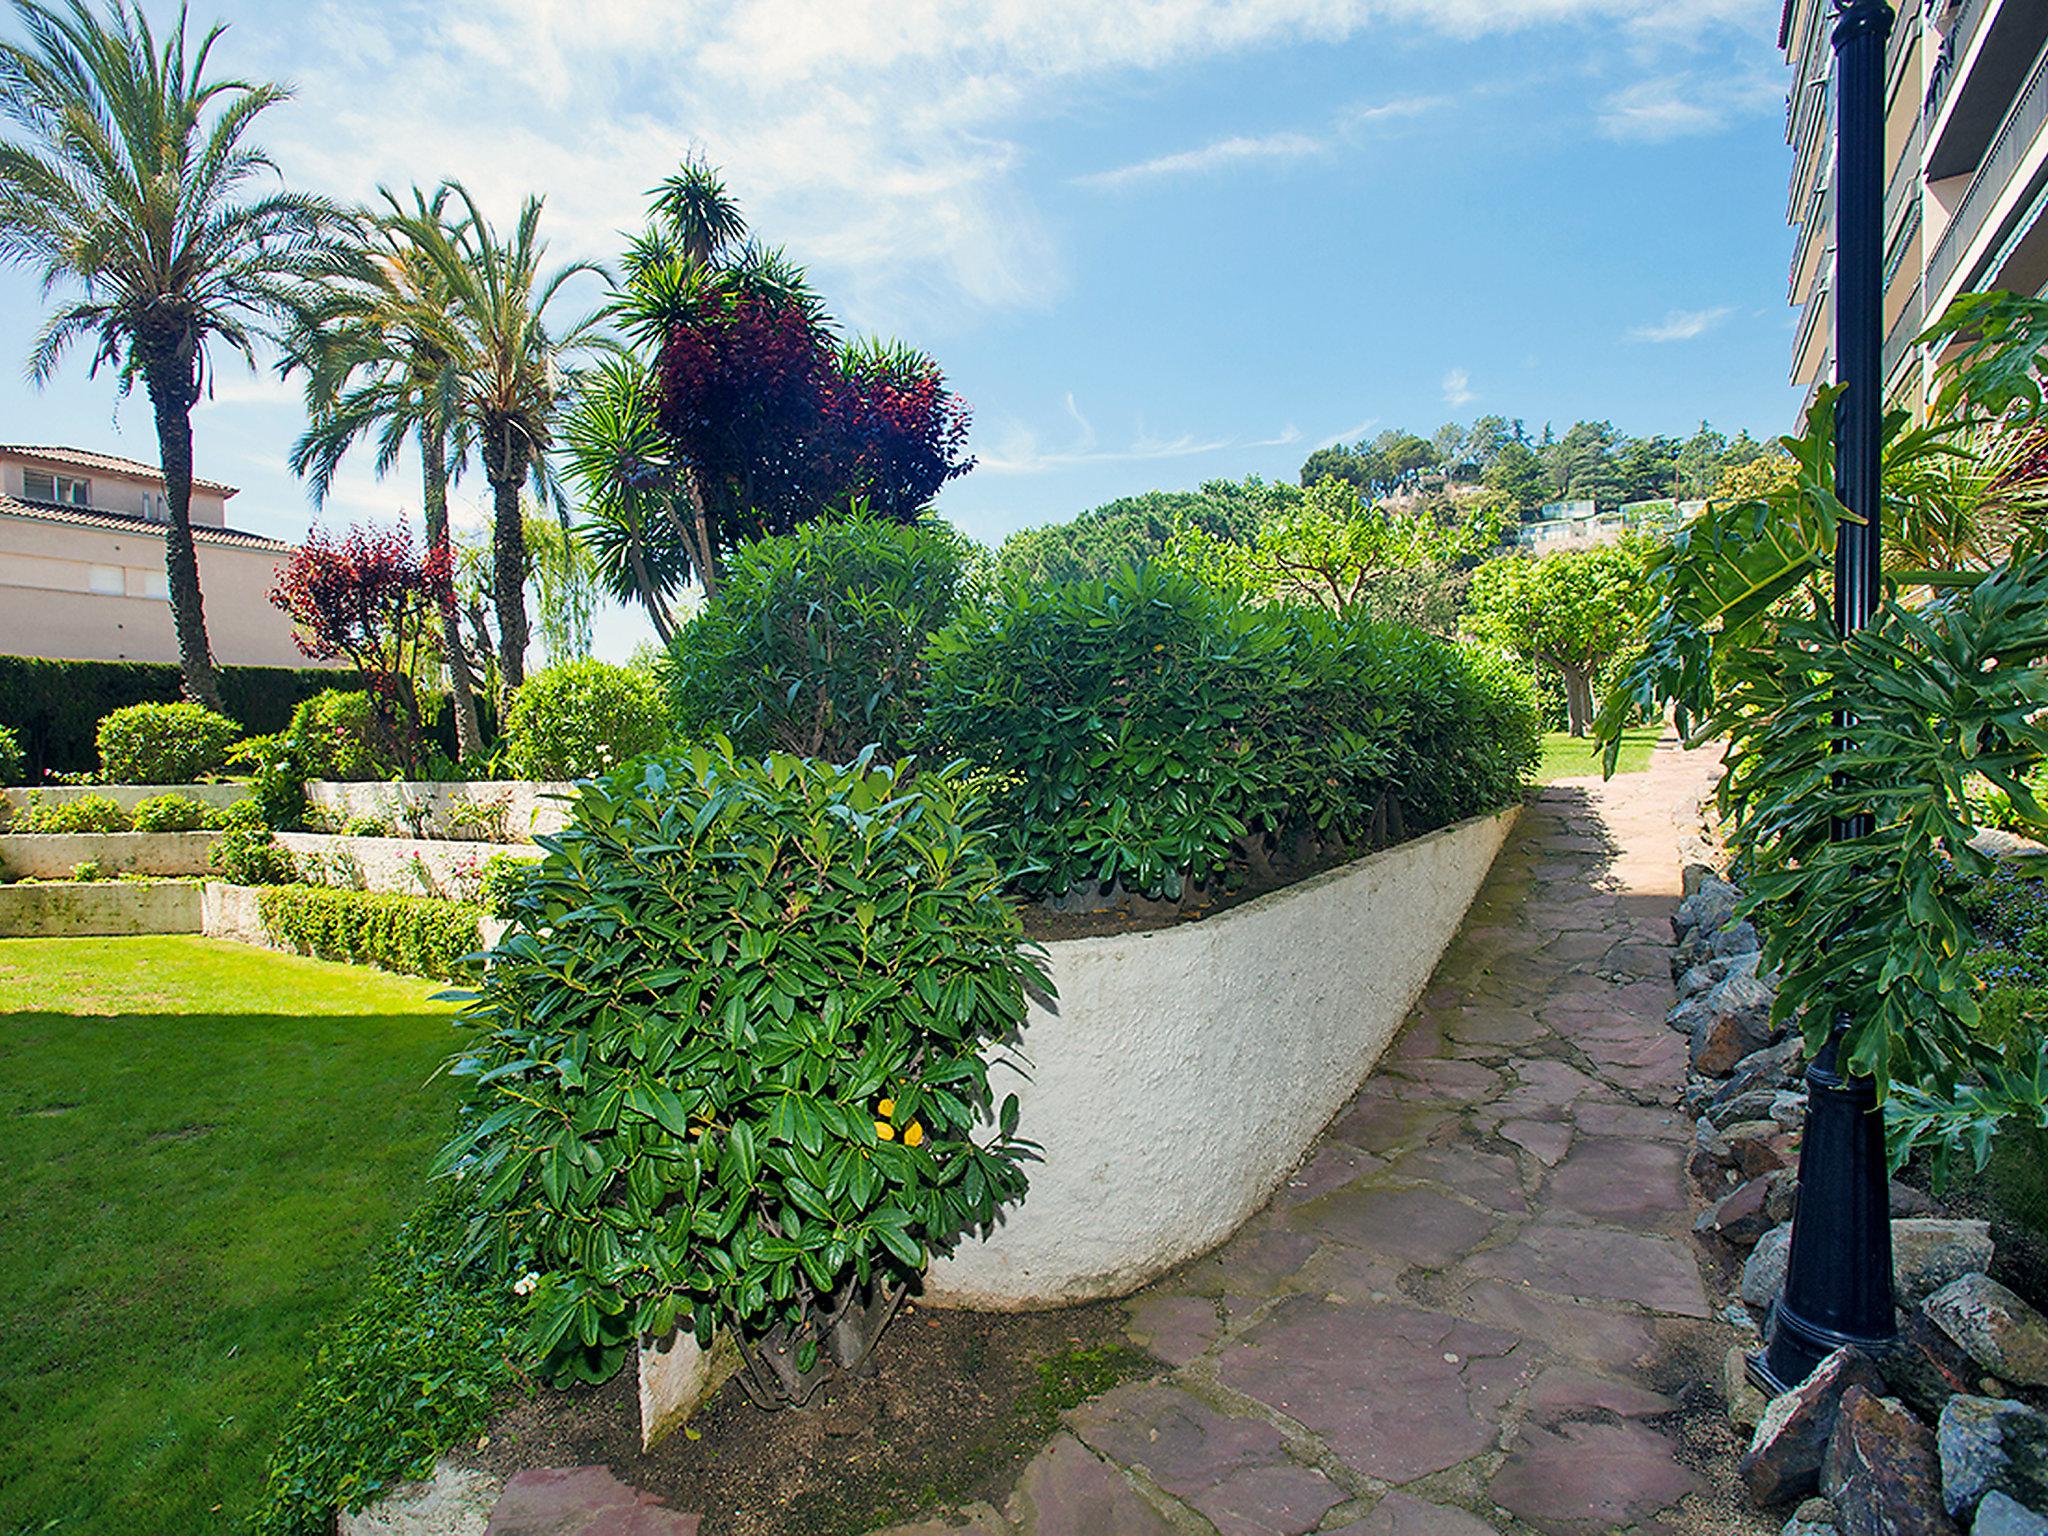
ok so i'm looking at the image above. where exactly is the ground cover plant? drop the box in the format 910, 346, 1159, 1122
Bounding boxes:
439, 744, 1043, 1403
0, 936, 461, 1534
9, 791, 131, 833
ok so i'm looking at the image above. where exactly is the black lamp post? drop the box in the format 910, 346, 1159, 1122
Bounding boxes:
1751, 0, 1898, 1395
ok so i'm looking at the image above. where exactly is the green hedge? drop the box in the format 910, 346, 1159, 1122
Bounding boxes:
0, 657, 362, 779
256, 886, 483, 980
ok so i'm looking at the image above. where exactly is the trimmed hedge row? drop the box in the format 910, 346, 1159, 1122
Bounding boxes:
256, 885, 483, 980
0, 657, 361, 778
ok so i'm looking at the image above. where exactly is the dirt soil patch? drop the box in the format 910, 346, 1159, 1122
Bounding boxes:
462, 1298, 1153, 1536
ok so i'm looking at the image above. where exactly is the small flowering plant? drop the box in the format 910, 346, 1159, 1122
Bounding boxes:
434, 741, 1045, 1405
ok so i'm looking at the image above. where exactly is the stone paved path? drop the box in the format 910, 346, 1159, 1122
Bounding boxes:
885, 740, 1772, 1536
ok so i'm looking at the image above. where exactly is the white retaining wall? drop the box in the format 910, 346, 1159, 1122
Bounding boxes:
275, 832, 520, 901
0, 880, 204, 937
305, 779, 573, 842
923, 805, 1520, 1309
2, 783, 246, 816
0, 830, 219, 879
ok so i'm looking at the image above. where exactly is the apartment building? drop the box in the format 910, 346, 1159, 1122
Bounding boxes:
0, 444, 315, 666
1781, 0, 2048, 417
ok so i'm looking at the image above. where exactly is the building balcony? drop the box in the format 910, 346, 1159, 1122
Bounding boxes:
1926, 0, 2048, 180
1928, 37, 2048, 308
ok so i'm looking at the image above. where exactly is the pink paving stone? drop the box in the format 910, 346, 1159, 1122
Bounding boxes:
1453, 1280, 1656, 1371
1540, 1136, 1689, 1227
1488, 1419, 1698, 1534
1065, 1380, 1288, 1492
1571, 1100, 1689, 1142
1217, 1296, 1532, 1484
1326, 1491, 1502, 1535
1392, 1012, 1450, 1059
1304, 1184, 1498, 1268
1328, 1096, 1460, 1156
1462, 1220, 1710, 1318
1123, 1293, 1224, 1366
1443, 1007, 1550, 1049
1384, 1143, 1529, 1214
1499, 1118, 1573, 1167
1189, 1463, 1348, 1536
1524, 1365, 1677, 1422
485, 1467, 700, 1536
1004, 1435, 1176, 1536
1271, 1143, 1385, 1210
1379, 1058, 1505, 1102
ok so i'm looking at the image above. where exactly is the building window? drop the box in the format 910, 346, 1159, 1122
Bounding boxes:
88, 565, 123, 596
142, 571, 169, 600
22, 470, 90, 506
142, 491, 167, 522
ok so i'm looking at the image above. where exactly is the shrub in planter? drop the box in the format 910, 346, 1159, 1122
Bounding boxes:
917, 565, 1539, 901
437, 744, 1043, 1403
502, 659, 668, 780
0, 722, 23, 786
14, 792, 129, 833
211, 825, 299, 886
289, 689, 388, 782
664, 510, 973, 760
475, 851, 540, 919
95, 701, 240, 783
130, 792, 222, 833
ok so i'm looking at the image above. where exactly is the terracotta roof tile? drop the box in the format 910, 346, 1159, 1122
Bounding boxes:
0, 493, 294, 552
1, 443, 237, 496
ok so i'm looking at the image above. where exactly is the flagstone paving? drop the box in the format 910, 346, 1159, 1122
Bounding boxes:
880, 740, 1774, 1536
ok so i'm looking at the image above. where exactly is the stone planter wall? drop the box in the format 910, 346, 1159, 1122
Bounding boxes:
2, 783, 247, 818
923, 804, 1521, 1309
0, 879, 203, 937
0, 830, 220, 879
304, 779, 572, 843
274, 832, 521, 902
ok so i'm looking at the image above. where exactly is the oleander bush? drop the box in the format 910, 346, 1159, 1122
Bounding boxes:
12, 792, 129, 833
918, 564, 1540, 901
254, 1187, 520, 1536
0, 722, 22, 785
664, 511, 974, 760
437, 744, 1043, 1402
129, 792, 222, 833
289, 689, 389, 782
502, 659, 668, 781
258, 886, 482, 980
95, 701, 240, 784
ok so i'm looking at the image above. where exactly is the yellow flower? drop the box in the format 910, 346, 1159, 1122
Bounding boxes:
878, 1098, 895, 1118
904, 1122, 925, 1148
875, 1121, 896, 1141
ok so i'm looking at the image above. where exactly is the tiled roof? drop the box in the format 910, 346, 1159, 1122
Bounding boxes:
0, 443, 237, 496
0, 493, 294, 552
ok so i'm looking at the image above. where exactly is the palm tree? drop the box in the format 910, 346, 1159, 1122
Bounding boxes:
561, 357, 690, 642
402, 183, 607, 701
0, 0, 335, 710
285, 186, 485, 757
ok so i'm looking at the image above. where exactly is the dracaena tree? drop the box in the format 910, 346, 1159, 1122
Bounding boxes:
0, 0, 337, 711
270, 522, 452, 774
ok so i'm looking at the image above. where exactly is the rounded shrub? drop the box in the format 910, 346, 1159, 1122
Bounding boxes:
289, 690, 388, 782
130, 792, 219, 832
502, 659, 667, 781
95, 701, 240, 784
664, 511, 974, 760
15, 792, 129, 833
918, 565, 1540, 901
438, 743, 1044, 1401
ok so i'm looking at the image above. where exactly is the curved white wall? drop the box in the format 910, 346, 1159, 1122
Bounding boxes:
924, 805, 1518, 1309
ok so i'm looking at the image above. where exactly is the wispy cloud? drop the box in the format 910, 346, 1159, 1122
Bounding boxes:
1316, 416, 1381, 450
1598, 70, 1780, 143
979, 392, 1296, 474
1629, 305, 1734, 342
1442, 367, 1476, 407
1076, 131, 1327, 190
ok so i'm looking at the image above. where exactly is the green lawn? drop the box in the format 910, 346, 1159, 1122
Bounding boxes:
0, 937, 459, 1536
1535, 725, 1662, 785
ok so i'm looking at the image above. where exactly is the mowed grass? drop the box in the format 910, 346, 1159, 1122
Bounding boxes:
1535, 725, 1662, 785
0, 937, 461, 1535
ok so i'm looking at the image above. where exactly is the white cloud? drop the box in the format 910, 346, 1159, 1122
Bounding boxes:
1442, 367, 1475, 406
978, 392, 1294, 474
1598, 70, 1780, 142
1629, 305, 1734, 342
1316, 416, 1381, 450
1077, 132, 1328, 190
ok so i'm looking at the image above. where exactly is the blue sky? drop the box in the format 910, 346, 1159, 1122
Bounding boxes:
0, 0, 1798, 659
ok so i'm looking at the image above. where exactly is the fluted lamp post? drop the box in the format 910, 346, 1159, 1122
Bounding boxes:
1750, 0, 1899, 1395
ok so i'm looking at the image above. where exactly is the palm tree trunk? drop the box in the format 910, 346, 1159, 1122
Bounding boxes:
143, 365, 225, 713
490, 454, 530, 701
628, 534, 676, 644
421, 424, 484, 757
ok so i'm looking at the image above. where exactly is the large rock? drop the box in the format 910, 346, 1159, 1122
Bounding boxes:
1896, 1222, 1997, 1306
1697, 1176, 1780, 1248
1784, 1498, 1841, 1536
1674, 876, 1741, 940
1938, 1396, 2048, 1521
1726, 1118, 1798, 1178
1746, 1224, 1794, 1309
1742, 1346, 1887, 1504
1681, 949, 1764, 1001
1713, 919, 1764, 959
1976, 1492, 2048, 1536
1692, 974, 1783, 1076
1926, 1276, 2048, 1388
1822, 1386, 1958, 1536
1886, 1307, 1993, 1423
1713, 1037, 1809, 1109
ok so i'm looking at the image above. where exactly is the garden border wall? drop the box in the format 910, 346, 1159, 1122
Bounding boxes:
922, 803, 1521, 1308
274, 832, 518, 901
0, 830, 219, 879
0, 880, 203, 937
305, 779, 574, 842
2, 783, 246, 816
